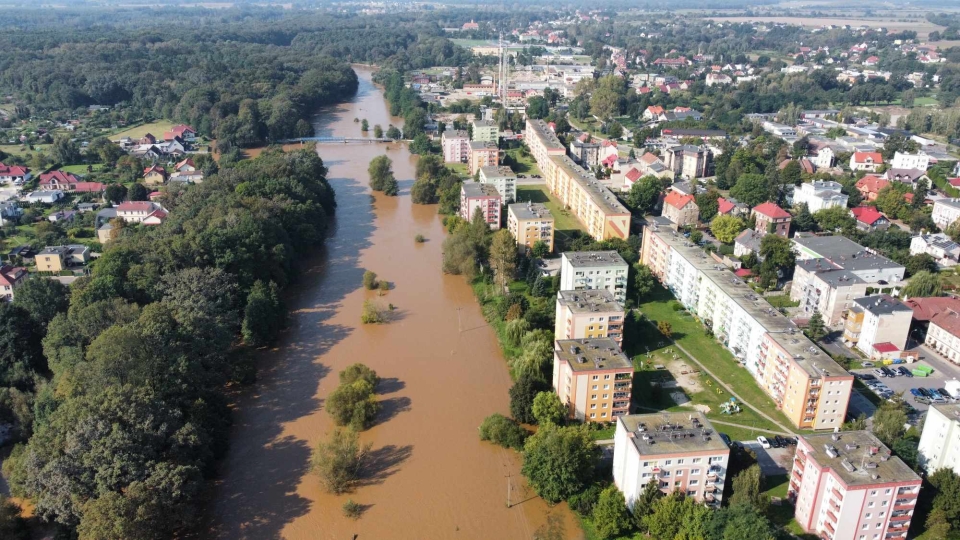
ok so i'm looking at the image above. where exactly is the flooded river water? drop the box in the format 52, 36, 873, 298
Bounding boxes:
206, 67, 580, 540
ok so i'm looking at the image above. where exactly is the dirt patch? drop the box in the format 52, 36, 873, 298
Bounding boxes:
665, 359, 704, 394
693, 404, 712, 414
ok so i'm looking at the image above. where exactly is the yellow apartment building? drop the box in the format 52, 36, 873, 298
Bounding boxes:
507, 202, 554, 253
543, 154, 630, 240
552, 338, 633, 422
555, 289, 625, 347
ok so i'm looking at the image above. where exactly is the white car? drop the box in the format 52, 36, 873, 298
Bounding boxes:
757, 436, 771, 449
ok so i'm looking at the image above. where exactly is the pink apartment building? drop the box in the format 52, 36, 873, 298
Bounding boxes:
459, 183, 501, 229
441, 129, 470, 163
790, 431, 921, 540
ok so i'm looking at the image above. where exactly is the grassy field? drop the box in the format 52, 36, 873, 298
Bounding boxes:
502, 147, 541, 176
766, 295, 799, 309
913, 97, 939, 107
515, 184, 586, 248
450, 38, 495, 48
0, 144, 51, 158
699, 16, 944, 39
59, 164, 103, 175
110, 120, 175, 141
638, 286, 800, 432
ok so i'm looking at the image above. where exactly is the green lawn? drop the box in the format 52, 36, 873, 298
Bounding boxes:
110, 120, 175, 141
515, 184, 587, 249
502, 147, 541, 176
766, 295, 799, 309
637, 286, 800, 433
59, 163, 103, 175
913, 96, 938, 107
0, 144, 52, 158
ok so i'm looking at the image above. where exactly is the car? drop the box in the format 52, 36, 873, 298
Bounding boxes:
757, 436, 771, 449
859, 373, 876, 381
862, 362, 875, 367
882, 367, 897, 377
873, 369, 888, 378
774, 435, 787, 447
898, 367, 912, 377
928, 388, 944, 399
719, 433, 732, 446
910, 388, 924, 398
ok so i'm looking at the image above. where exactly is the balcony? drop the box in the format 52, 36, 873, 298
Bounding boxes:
615, 373, 631, 380
613, 401, 629, 410
831, 488, 844, 501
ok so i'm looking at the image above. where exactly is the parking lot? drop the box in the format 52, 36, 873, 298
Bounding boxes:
742, 441, 793, 476
850, 345, 960, 415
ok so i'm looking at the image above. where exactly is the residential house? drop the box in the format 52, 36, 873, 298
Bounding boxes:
35, 245, 90, 273
554, 289, 624, 347
441, 129, 470, 163
752, 202, 791, 237
478, 166, 516, 203
468, 141, 499, 175
924, 308, 960, 365
849, 151, 884, 172
559, 251, 628, 303
0, 265, 27, 300
162, 124, 197, 142
705, 72, 732, 86
169, 158, 204, 183
0, 201, 22, 227
918, 404, 960, 475
0, 163, 30, 184
850, 206, 890, 231
471, 119, 499, 143
734, 229, 763, 258
613, 413, 729, 508
810, 147, 835, 169
138, 133, 156, 145
97, 222, 115, 244
885, 168, 927, 188
842, 294, 913, 356
661, 191, 699, 227
891, 151, 931, 171
717, 197, 749, 218
116, 201, 167, 224
38, 171, 80, 190
507, 202, 554, 254
910, 232, 960, 266
552, 338, 632, 422
143, 165, 168, 186
662, 144, 711, 179
570, 135, 601, 167
792, 181, 849, 213
855, 174, 890, 202
932, 199, 960, 230
459, 183, 501, 230
24, 190, 65, 204
47, 210, 76, 224
789, 431, 921, 539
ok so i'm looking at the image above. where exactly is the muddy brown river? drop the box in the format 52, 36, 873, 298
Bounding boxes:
205, 67, 580, 540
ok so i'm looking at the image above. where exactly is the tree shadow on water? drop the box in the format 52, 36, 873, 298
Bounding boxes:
358, 444, 413, 488
377, 377, 405, 394
375, 396, 411, 425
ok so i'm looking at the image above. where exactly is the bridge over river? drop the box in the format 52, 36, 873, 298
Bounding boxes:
279, 136, 399, 144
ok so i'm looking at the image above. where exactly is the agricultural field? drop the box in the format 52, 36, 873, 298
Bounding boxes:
109, 120, 175, 141
698, 15, 945, 39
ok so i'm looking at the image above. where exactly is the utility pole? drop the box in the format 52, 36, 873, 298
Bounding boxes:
506, 474, 512, 508
457, 306, 462, 333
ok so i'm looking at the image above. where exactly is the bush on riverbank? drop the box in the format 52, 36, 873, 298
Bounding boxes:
327, 364, 381, 430
311, 428, 371, 494
478, 413, 528, 450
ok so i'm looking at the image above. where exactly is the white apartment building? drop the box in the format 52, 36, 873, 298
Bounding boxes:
925, 309, 960, 365
641, 217, 853, 430
559, 251, 628, 303
613, 413, 730, 508
932, 199, 960, 230
843, 295, 913, 357
811, 147, 835, 169
891, 151, 931, 171
790, 431, 921, 540
918, 403, 960, 475
792, 180, 849, 213
478, 165, 517, 203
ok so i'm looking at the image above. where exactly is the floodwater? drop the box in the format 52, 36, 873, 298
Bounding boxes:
205, 66, 580, 540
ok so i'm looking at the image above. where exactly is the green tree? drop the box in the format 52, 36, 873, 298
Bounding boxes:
409, 133, 431, 155
634, 264, 655, 302
631, 480, 662, 531
340, 363, 380, 387
104, 183, 128, 205
710, 215, 746, 244
729, 464, 768, 513
521, 424, 599, 503
807, 311, 826, 342
526, 96, 550, 119
128, 182, 150, 201
509, 373, 549, 424
696, 190, 721, 221
311, 427, 370, 494
386, 125, 402, 140
873, 401, 908, 445
625, 175, 662, 214
373, 124, 383, 138
478, 413, 528, 450
780, 160, 803, 186
607, 122, 624, 140
729, 173, 769, 207
589, 75, 627, 120
657, 320, 672, 338
504, 318, 531, 348
12, 278, 69, 328
88, 136, 124, 165
0, 303, 44, 390
926, 469, 960, 535
361, 119, 369, 132
362, 270, 379, 290
902, 270, 943, 298
411, 178, 438, 204
368, 155, 394, 192
792, 203, 817, 232
489, 229, 517, 291
241, 280, 284, 347
593, 485, 633, 539
326, 379, 380, 430
52, 135, 81, 164
0, 495, 27, 540
531, 391, 566, 426
531, 241, 549, 259
905, 254, 938, 277
813, 206, 856, 232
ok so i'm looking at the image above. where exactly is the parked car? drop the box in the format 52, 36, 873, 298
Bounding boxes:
881, 367, 897, 377
874, 369, 888, 378
861, 361, 875, 367
910, 388, 924, 398
719, 433, 732, 446
757, 436, 771, 449
898, 367, 913, 377
774, 435, 787, 447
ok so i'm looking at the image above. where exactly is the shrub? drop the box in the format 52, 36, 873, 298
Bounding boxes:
327, 379, 380, 430
362, 270, 378, 290
361, 299, 386, 324
568, 483, 603, 516
342, 499, 363, 519
414, 234, 426, 243
478, 413, 528, 450
311, 428, 370, 494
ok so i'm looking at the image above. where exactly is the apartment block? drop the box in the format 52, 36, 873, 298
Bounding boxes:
468, 141, 499, 175
507, 202, 554, 254
790, 431, 921, 540
924, 308, 960, 365
555, 289, 625, 347
613, 412, 730, 508
524, 118, 566, 166
459, 183, 501, 230
752, 202, 791, 237
552, 338, 633, 422
791, 234, 905, 326
543, 155, 630, 241
471, 118, 499, 144
35, 245, 90, 273
478, 165, 517, 203
441, 129, 470, 163
842, 295, 913, 357
662, 144, 711, 179
918, 403, 960, 475
559, 251, 628, 303
641, 218, 853, 430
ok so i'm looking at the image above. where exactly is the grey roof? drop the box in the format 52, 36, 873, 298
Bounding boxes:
461, 182, 500, 198
472, 119, 496, 128
479, 165, 516, 180
851, 294, 912, 316
886, 168, 925, 182
916, 233, 960, 253
936, 198, 960, 211
800, 431, 920, 486
556, 289, 622, 314
508, 202, 553, 221
555, 338, 631, 372
618, 412, 729, 456
562, 250, 628, 268
443, 129, 469, 139
796, 259, 866, 286
792, 234, 903, 273
735, 229, 762, 252
469, 140, 497, 150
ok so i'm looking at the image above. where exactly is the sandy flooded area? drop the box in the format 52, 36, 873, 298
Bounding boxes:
204, 66, 580, 540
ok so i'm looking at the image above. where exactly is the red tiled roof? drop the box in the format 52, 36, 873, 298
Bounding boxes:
905, 297, 960, 322
646, 105, 665, 115
664, 190, 695, 209
948, 178, 960, 188
850, 206, 885, 225
799, 158, 815, 174
855, 175, 889, 193
38, 170, 78, 184
117, 201, 157, 212
931, 310, 960, 338
873, 342, 898, 353
717, 197, 735, 214
602, 154, 618, 167
0, 163, 29, 176
601, 139, 617, 148
853, 151, 883, 164
625, 168, 643, 183
73, 182, 105, 193
753, 202, 790, 219
0, 265, 27, 287
734, 268, 753, 278
639, 152, 659, 165
144, 165, 166, 175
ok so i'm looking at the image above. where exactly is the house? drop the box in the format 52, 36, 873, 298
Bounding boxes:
559, 251, 628, 303
734, 229, 763, 258
855, 174, 890, 202
791, 181, 848, 213
35, 245, 90, 273
849, 151, 883, 172
842, 294, 913, 355
891, 151, 931, 171
789, 431, 920, 538
0, 201, 22, 226
162, 124, 197, 142
97, 222, 115, 244
705, 72, 732, 86
570, 136, 600, 167
636, 152, 673, 180
642, 105, 665, 121
752, 202, 791, 237
923, 306, 960, 365
863, 55, 880, 65
116, 201, 167, 224
0, 265, 28, 301
138, 133, 156, 145
661, 191, 698, 227
24, 190, 65, 204
662, 144, 711, 179
910, 232, 960, 266
885, 167, 927, 187
717, 197, 749, 217
552, 338, 632, 422
459, 183, 501, 230
932, 199, 960, 230
0, 163, 30, 184
850, 206, 889, 231
143, 165, 168, 186
442, 130, 470, 163
38, 170, 80, 190
810, 147, 834, 169
508, 202, 554, 254
613, 413, 729, 507
461, 19, 479, 30
554, 290, 624, 347
72, 182, 105, 194
47, 210, 76, 223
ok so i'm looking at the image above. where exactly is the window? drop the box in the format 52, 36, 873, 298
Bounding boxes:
591, 404, 597, 409
675, 481, 682, 487
592, 375, 598, 381
603, 394, 608, 399
884, 489, 891, 495
592, 385, 598, 390
881, 501, 887, 507
862, 524, 869, 530
604, 375, 611, 380
589, 413, 596, 418
601, 412, 607, 417
602, 403, 608, 408
692, 458, 702, 464
687, 490, 696, 496
643, 462, 650, 467
868, 502, 875, 508
689, 480, 698, 486
603, 384, 610, 390
676, 470, 684, 476
642, 473, 651, 478
677, 459, 684, 465
691, 469, 700, 475
865, 514, 871, 519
